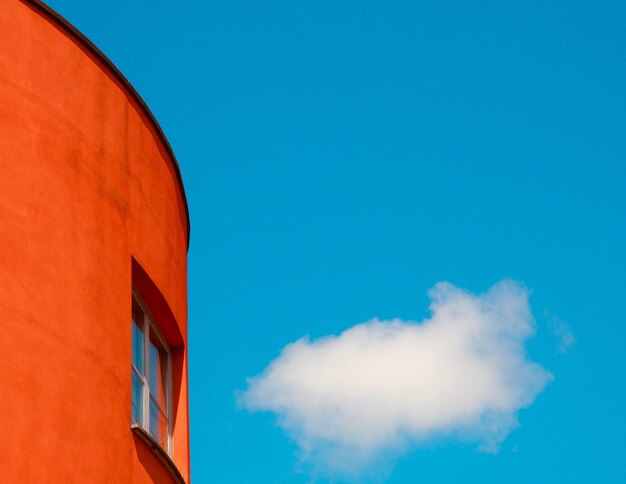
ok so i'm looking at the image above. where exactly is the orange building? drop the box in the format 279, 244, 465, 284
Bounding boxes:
0, 1, 191, 482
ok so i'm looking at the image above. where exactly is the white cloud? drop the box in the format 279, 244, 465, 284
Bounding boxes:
242, 280, 552, 478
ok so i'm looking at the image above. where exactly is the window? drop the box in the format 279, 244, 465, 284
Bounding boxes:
132, 290, 172, 455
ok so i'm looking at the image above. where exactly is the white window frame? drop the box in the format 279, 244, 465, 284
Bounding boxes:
132, 287, 173, 456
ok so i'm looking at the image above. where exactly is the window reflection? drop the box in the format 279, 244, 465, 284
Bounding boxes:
131, 291, 171, 455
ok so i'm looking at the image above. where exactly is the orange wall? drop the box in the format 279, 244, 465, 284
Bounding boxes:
0, 1, 190, 482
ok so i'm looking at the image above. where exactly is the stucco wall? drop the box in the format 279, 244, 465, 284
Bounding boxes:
0, 1, 190, 482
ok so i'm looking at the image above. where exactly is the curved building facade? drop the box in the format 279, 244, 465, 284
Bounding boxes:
0, 1, 191, 482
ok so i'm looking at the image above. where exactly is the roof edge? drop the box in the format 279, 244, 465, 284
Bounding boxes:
23, 0, 191, 250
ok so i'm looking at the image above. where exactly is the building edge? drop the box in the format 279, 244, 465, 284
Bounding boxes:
22, 0, 191, 250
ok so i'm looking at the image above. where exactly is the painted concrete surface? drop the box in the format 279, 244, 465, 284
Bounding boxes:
0, 1, 190, 482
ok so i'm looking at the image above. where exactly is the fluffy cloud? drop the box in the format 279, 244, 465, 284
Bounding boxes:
242, 280, 552, 477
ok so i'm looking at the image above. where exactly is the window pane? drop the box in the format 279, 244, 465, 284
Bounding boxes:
132, 305, 144, 374
131, 370, 144, 424
132, 293, 171, 454
149, 396, 168, 449
148, 331, 168, 411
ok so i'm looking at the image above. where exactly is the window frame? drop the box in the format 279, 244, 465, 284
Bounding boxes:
131, 286, 174, 456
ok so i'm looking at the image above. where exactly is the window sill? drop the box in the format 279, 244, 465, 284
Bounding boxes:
131, 424, 186, 484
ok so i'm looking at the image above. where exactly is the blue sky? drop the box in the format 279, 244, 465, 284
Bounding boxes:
47, 1, 626, 482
